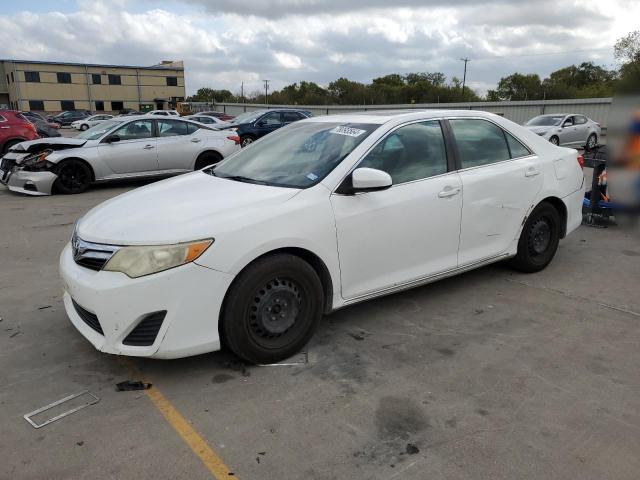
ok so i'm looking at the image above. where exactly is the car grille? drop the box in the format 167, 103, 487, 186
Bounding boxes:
72, 300, 104, 335
123, 311, 167, 346
72, 234, 120, 271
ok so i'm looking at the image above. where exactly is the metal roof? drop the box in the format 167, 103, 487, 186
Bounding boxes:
0, 59, 183, 71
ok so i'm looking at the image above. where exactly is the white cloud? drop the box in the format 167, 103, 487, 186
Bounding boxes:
274, 52, 303, 69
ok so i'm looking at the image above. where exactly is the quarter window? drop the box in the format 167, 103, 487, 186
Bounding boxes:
358, 120, 448, 184
158, 120, 189, 137
113, 120, 153, 140
505, 132, 531, 159
449, 119, 511, 168
25, 71, 40, 82
57, 72, 72, 84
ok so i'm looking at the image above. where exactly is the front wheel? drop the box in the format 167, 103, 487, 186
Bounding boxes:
80, 124, 89, 131
221, 254, 324, 364
240, 135, 254, 148
53, 160, 92, 194
508, 202, 561, 273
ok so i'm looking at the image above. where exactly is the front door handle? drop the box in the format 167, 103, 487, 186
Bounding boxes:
525, 168, 541, 177
438, 187, 461, 198
0, 126, 10, 129
191, 138, 202, 143
143, 144, 155, 150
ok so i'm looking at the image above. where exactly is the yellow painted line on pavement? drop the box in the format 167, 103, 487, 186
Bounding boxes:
120, 358, 236, 479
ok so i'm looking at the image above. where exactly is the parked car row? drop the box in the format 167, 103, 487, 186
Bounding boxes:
0, 115, 241, 195
58, 110, 586, 363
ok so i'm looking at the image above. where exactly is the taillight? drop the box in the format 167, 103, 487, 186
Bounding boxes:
577, 154, 584, 170
227, 135, 241, 145
25, 122, 37, 134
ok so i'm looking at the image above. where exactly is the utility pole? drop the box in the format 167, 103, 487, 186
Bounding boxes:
460, 57, 470, 98
263, 79, 270, 105
241, 81, 244, 103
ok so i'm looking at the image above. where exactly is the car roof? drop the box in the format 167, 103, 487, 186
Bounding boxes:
302, 109, 505, 125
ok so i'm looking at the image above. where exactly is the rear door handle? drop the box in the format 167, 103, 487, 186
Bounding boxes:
438, 187, 461, 198
143, 144, 154, 150
525, 169, 541, 177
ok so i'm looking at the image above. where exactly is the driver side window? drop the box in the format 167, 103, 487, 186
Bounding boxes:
113, 120, 153, 141
358, 121, 448, 184
564, 116, 574, 126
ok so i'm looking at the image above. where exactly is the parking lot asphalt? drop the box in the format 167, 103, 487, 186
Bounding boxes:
1, 179, 639, 480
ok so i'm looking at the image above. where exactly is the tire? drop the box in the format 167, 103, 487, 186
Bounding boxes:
549, 136, 559, 146
53, 159, 92, 194
508, 202, 561, 273
2, 139, 22, 154
194, 151, 222, 170
240, 135, 255, 148
80, 124, 89, 131
586, 133, 597, 150
221, 254, 324, 364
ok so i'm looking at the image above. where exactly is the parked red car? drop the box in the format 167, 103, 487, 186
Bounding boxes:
0, 110, 39, 154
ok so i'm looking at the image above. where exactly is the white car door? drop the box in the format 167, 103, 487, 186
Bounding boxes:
450, 118, 544, 265
561, 116, 581, 145
573, 115, 590, 144
97, 119, 158, 174
331, 120, 462, 300
155, 119, 201, 171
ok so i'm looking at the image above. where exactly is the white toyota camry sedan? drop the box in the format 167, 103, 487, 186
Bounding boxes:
60, 110, 585, 363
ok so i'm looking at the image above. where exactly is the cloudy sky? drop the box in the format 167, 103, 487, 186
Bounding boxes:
0, 0, 637, 97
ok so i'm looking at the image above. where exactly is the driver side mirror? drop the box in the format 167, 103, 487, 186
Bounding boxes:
105, 134, 120, 143
351, 168, 392, 192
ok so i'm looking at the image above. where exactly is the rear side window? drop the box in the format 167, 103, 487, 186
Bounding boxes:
574, 115, 588, 125
260, 112, 282, 126
505, 132, 531, 158
186, 123, 200, 134
359, 120, 448, 184
158, 120, 189, 137
450, 119, 510, 168
282, 111, 304, 123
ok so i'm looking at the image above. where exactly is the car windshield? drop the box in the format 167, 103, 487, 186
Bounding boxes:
526, 115, 564, 127
209, 121, 378, 188
230, 111, 265, 124
76, 120, 122, 140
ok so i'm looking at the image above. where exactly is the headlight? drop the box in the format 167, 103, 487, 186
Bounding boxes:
103, 239, 213, 278
21, 149, 54, 170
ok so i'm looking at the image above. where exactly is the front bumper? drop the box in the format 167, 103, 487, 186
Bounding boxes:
59, 243, 234, 359
0, 167, 57, 195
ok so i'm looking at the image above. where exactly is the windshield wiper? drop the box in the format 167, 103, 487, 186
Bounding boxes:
218, 175, 268, 185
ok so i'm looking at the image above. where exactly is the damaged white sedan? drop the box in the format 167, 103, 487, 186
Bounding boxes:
0, 116, 240, 195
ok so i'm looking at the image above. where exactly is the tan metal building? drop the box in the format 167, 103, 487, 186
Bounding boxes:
0, 59, 185, 114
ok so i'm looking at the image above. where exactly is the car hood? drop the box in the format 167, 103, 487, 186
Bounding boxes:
9, 137, 87, 153
524, 126, 555, 134
76, 172, 300, 245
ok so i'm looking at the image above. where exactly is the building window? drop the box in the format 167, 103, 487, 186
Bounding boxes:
111, 101, 124, 111
57, 72, 72, 84
25, 71, 40, 82
108, 74, 121, 85
166, 76, 178, 86
60, 100, 75, 111
92, 74, 102, 84
95, 101, 105, 111
29, 100, 45, 111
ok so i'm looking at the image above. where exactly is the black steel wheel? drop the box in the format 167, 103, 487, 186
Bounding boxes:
221, 254, 323, 364
549, 136, 560, 146
194, 151, 222, 170
54, 159, 92, 194
586, 133, 597, 150
508, 202, 561, 273
240, 135, 254, 148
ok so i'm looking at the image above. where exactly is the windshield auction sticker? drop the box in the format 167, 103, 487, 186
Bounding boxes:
330, 126, 367, 137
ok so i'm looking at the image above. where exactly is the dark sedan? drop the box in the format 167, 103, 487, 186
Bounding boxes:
48, 110, 91, 126
220, 109, 312, 147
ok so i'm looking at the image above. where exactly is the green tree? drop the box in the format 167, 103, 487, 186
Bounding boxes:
615, 30, 640, 94
187, 88, 235, 103
488, 73, 543, 101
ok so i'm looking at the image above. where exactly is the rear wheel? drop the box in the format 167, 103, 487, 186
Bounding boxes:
194, 151, 222, 170
508, 202, 561, 273
53, 159, 92, 194
549, 136, 559, 146
586, 133, 597, 150
221, 254, 324, 364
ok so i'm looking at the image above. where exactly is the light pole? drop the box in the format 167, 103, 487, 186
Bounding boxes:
460, 57, 470, 98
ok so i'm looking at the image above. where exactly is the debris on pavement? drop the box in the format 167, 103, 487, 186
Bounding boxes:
38, 305, 52, 310
115, 380, 152, 391
406, 443, 420, 455
23, 391, 100, 429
